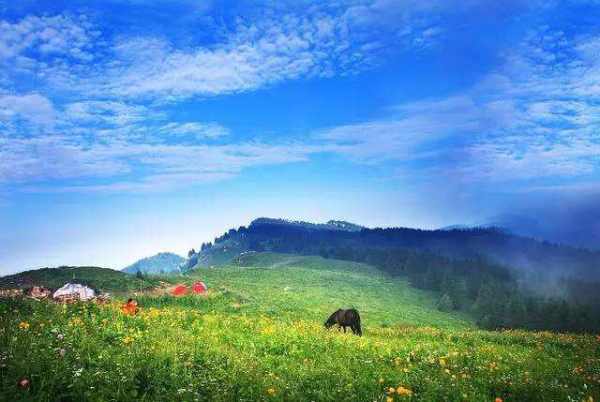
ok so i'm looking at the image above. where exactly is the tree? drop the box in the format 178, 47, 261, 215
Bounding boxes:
136, 270, 144, 280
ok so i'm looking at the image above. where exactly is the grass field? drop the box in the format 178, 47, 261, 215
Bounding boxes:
1, 253, 599, 401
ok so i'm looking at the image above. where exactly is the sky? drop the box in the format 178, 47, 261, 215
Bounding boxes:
1, 0, 600, 274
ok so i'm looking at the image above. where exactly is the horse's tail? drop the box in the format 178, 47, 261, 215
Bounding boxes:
350, 308, 362, 336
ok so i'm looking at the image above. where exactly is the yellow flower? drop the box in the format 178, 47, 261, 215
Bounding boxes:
18, 321, 30, 330
379, 378, 385, 384
387, 387, 396, 394
267, 387, 276, 396
122, 336, 134, 345
386, 397, 394, 402
396, 386, 413, 397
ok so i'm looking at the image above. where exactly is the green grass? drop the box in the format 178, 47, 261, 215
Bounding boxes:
179, 253, 474, 328
1, 253, 598, 401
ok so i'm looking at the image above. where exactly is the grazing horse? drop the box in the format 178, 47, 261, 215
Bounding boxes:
324, 308, 362, 336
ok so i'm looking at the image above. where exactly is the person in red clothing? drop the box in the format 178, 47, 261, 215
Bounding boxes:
121, 298, 139, 315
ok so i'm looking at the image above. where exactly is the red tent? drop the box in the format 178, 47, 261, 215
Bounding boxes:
192, 281, 207, 294
171, 284, 188, 296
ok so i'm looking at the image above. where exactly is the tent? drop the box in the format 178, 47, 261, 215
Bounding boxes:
53, 283, 95, 301
192, 281, 207, 294
171, 284, 188, 296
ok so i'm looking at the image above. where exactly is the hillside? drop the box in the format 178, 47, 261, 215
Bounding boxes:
122, 252, 185, 275
1, 253, 598, 401
0, 266, 161, 293
182, 218, 600, 332
176, 252, 473, 328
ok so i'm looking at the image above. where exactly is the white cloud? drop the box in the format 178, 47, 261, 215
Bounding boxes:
0, 14, 100, 87
316, 27, 600, 185
0, 15, 96, 60
0, 129, 321, 191
64, 101, 149, 126
101, 12, 367, 99
160, 122, 229, 139
0, 93, 55, 127
314, 95, 488, 163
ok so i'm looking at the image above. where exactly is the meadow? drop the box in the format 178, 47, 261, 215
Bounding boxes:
1, 254, 599, 401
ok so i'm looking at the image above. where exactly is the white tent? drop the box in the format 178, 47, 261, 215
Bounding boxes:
53, 283, 95, 301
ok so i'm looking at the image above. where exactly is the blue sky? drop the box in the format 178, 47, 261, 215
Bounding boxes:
1, 0, 600, 273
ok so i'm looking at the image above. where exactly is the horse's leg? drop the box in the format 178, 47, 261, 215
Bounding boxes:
343, 326, 346, 333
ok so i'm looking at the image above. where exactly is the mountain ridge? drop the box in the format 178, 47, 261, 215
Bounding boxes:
185, 217, 600, 283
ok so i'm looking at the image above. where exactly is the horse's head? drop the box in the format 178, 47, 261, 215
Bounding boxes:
324, 309, 341, 329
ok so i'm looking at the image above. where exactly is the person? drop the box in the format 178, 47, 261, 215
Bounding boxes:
121, 298, 139, 315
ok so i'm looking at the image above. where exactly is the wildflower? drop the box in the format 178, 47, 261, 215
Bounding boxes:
18, 322, 30, 330
122, 336, 134, 345
387, 397, 394, 402
17, 377, 30, 389
379, 378, 385, 384
58, 348, 66, 357
267, 387, 276, 396
387, 387, 396, 394
396, 386, 413, 396
495, 398, 503, 402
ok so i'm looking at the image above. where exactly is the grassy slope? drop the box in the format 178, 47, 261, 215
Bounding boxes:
0, 266, 162, 293
183, 252, 474, 328
1, 253, 598, 401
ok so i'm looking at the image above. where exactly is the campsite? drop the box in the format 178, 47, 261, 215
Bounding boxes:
1, 253, 599, 401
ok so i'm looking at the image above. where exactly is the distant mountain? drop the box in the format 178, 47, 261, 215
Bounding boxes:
0, 266, 160, 293
185, 217, 600, 283
251, 218, 364, 232
122, 252, 185, 275
181, 219, 364, 271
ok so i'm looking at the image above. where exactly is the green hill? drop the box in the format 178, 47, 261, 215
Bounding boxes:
143, 252, 473, 328
122, 252, 185, 275
198, 253, 473, 328
0, 266, 162, 293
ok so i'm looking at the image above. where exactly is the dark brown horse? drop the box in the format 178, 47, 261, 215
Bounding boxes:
324, 308, 362, 336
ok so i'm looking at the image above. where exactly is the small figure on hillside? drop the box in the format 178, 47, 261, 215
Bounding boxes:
324, 308, 362, 336
121, 298, 139, 315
